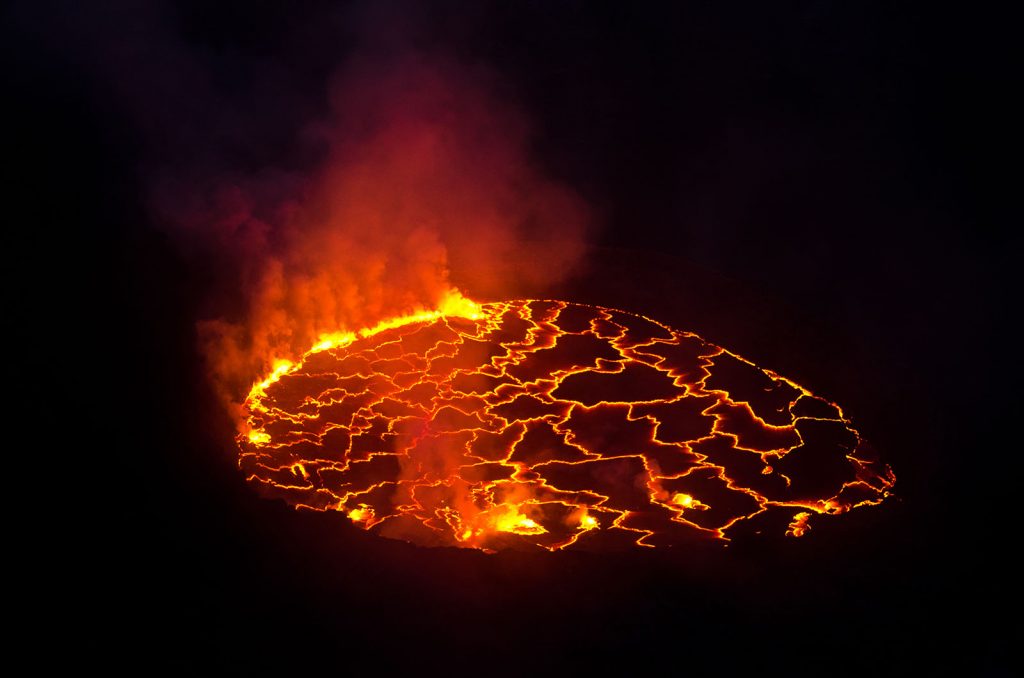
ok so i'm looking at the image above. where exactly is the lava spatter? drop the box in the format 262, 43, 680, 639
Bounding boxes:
238, 300, 895, 552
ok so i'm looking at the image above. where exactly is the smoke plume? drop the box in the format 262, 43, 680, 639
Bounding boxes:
189, 52, 590, 413
44, 2, 593, 413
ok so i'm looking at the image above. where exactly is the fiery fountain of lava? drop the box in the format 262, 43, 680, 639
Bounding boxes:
238, 296, 894, 552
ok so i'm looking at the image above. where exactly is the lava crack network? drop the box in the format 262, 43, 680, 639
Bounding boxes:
239, 300, 895, 552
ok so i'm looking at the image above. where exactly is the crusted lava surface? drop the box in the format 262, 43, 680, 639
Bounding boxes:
239, 300, 894, 551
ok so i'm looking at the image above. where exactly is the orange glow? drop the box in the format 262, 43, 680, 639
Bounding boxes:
348, 505, 374, 522
247, 429, 271, 444
787, 512, 813, 537
491, 506, 547, 535
244, 290, 482, 404
437, 289, 483, 320
670, 493, 709, 511
238, 299, 895, 551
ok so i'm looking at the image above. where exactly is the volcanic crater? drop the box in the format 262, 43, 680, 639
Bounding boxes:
239, 299, 895, 552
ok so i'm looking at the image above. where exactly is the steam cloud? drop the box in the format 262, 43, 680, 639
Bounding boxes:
49, 2, 593, 414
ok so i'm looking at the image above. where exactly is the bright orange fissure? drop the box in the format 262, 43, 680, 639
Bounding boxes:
238, 298, 895, 552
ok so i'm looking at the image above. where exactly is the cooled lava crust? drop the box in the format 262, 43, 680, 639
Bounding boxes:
239, 300, 895, 552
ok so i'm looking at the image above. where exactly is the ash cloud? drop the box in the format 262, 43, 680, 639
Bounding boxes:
27, 1, 593, 411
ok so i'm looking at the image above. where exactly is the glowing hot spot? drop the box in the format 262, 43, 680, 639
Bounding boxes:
348, 506, 374, 523
247, 430, 271, 445
493, 508, 546, 535
787, 512, 813, 538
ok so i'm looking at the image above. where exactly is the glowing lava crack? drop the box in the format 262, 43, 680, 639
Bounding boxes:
239, 300, 895, 551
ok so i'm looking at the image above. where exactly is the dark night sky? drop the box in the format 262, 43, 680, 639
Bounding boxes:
7, 1, 1013, 673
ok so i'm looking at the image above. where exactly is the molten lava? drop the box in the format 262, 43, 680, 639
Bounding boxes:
238, 299, 895, 552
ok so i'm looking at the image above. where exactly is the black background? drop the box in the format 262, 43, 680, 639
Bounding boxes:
8, 1, 1013, 674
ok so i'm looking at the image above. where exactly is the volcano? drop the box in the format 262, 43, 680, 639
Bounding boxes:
239, 299, 894, 551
